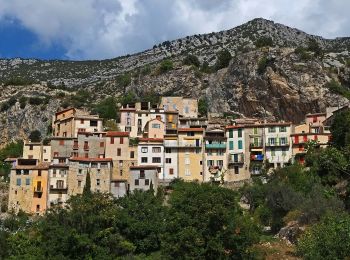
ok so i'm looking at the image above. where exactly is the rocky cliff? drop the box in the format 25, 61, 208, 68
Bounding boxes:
0, 18, 350, 146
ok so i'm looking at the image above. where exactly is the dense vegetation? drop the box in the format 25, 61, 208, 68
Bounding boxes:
0, 182, 259, 259
0, 141, 23, 181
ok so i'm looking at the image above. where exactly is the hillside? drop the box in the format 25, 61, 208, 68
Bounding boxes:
1, 18, 350, 146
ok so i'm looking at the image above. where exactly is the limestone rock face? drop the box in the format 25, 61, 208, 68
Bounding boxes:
0, 18, 350, 146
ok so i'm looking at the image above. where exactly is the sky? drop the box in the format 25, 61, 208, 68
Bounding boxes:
0, 0, 349, 60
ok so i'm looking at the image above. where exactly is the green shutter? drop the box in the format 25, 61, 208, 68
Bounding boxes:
229, 130, 233, 138
229, 141, 234, 150
238, 140, 243, 149
238, 129, 242, 137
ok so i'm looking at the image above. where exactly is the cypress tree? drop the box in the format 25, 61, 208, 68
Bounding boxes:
83, 171, 91, 196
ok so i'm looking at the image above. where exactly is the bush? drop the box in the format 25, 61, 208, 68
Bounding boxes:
0, 97, 17, 112
307, 39, 323, 57
19, 96, 27, 109
3, 77, 36, 86
159, 59, 174, 73
255, 37, 273, 48
94, 97, 118, 120
28, 97, 44, 106
325, 79, 350, 100
297, 214, 350, 259
257, 56, 268, 74
183, 54, 200, 67
0, 140, 23, 161
200, 61, 213, 73
214, 49, 232, 70
198, 98, 209, 116
295, 47, 312, 61
28, 130, 42, 142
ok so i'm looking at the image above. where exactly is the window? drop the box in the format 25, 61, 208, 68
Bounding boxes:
59, 140, 64, 146
185, 158, 190, 165
165, 148, 171, 153
38, 170, 42, 177
184, 106, 189, 114
280, 137, 287, 145
26, 178, 30, 185
229, 141, 234, 150
299, 144, 304, 151
110, 137, 114, 144
268, 138, 276, 145
152, 147, 161, 153
135, 179, 139, 186
16, 170, 21, 175
57, 180, 64, 188
152, 157, 161, 163
80, 119, 84, 124
85, 153, 89, 158
207, 160, 214, 166
36, 205, 40, 212
152, 123, 161, 129
138, 119, 142, 125
120, 170, 123, 176
29, 145, 33, 150
313, 116, 317, 123
78, 180, 82, 187
140, 170, 145, 179
187, 132, 194, 137
268, 127, 276, 133
253, 128, 258, 135
185, 168, 191, 176
217, 160, 224, 167
100, 142, 104, 147
117, 148, 121, 156
166, 158, 172, 164
141, 157, 148, 163
90, 120, 98, 127
234, 166, 239, 174
229, 129, 233, 138
169, 168, 174, 175
130, 151, 135, 158
145, 179, 150, 186
119, 160, 123, 167
141, 147, 148, 153
233, 154, 238, 162
238, 128, 242, 138
280, 126, 287, 132
120, 137, 124, 144
238, 140, 243, 150
96, 179, 100, 186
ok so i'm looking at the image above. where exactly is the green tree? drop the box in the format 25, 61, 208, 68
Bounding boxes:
330, 110, 350, 148
159, 59, 174, 73
214, 49, 232, 70
255, 37, 274, 48
307, 39, 323, 57
83, 171, 91, 196
117, 73, 131, 93
94, 97, 118, 120
198, 98, 209, 116
183, 54, 200, 67
161, 181, 259, 259
29, 130, 42, 142
297, 214, 350, 260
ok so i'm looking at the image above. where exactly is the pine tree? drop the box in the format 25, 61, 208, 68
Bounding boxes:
83, 171, 91, 196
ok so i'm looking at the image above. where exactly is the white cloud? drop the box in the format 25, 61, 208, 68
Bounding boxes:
0, 0, 349, 60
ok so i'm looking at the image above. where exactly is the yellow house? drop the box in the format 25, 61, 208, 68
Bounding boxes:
23, 141, 51, 162
177, 128, 204, 181
8, 159, 49, 215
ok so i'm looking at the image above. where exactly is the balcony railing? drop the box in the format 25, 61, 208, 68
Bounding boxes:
34, 186, 43, 193
265, 141, 289, 147
164, 140, 202, 148
205, 143, 226, 149
50, 186, 68, 191
228, 154, 244, 164
250, 154, 264, 161
250, 142, 263, 148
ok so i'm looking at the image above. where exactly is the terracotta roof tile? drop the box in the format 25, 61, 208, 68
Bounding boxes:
106, 131, 130, 137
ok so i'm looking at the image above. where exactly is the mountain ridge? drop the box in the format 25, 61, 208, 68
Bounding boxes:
0, 18, 349, 146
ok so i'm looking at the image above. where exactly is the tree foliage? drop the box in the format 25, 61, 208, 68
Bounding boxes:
255, 37, 274, 48
198, 98, 209, 116
330, 109, 350, 148
214, 49, 232, 70
93, 97, 118, 120
159, 59, 174, 73
29, 130, 42, 142
183, 54, 200, 67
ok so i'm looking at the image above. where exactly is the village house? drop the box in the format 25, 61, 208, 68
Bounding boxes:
23, 141, 51, 162
128, 165, 159, 193
137, 138, 164, 179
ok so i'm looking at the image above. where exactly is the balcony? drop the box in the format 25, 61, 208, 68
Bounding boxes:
250, 142, 263, 148
50, 186, 68, 191
265, 141, 289, 147
34, 186, 43, 193
250, 154, 264, 161
164, 140, 201, 148
83, 145, 89, 151
205, 143, 226, 149
228, 153, 244, 164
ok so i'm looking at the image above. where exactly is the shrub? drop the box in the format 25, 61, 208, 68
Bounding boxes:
159, 59, 174, 73
200, 61, 213, 73
19, 96, 27, 109
307, 39, 323, 57
3, 77, 36, 86
183, 54, 200, 67
93, 97, 118, 120
28, 97, 44, 106
198, 98, 208, 116
0, 97, 17, 112
257, 56, 268, 74
141, 65, 151, 76
295, 47, 312, 61
28, 130, 42, 142
325, 79, 350, 100
297, 214, 350, 259
255, 37, 274, 48
214, 49, 232, 70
